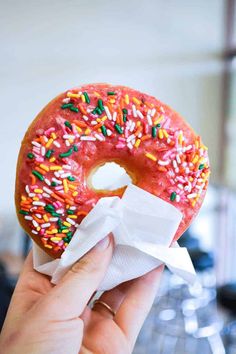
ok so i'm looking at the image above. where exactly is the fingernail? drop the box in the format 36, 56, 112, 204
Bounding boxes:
94, 235, 111, 251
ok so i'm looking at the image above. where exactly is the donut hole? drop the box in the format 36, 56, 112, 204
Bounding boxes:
89, 162, 132, 191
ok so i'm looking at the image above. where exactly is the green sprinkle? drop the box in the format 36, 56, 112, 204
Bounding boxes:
63, 237, 68, 243
65, 121, 72, 130
83, 92, 90, 104
98, 99, 105, 111
92, 108, 98, 115
45, 149, 54, 158
27, 152, 34, 159
152, 127, 157, 137
59, 147, 73, 158
107, 91, 116, 95
122, 109, 128, 122
61, 103, 73, 109
19, 210, 29, 215
32, 170, 44, 181
44, 204, 55, 212
156, 123, 161, 128
96, 107, 102, 115
170, 192, 177, 201
67, 176, 75, 181
70, 106, 79, 113
51, 181, 57, 187
122, 108, 128, 114
51, 211, 61, 217
67, 210, 74, 215
115, 124, 123, 134
199, 164, 205, 170
101, 125, 107, 136
73, 145, 78, 152
67, 231, 73, 238
60, 225, 68, 230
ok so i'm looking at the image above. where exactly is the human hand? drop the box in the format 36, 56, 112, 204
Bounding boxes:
0, 234, 163, 354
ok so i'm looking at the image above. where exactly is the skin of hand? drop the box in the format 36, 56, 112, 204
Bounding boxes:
0, 234, 163, 354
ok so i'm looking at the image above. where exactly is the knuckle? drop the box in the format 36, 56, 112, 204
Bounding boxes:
70, 254, 98, 276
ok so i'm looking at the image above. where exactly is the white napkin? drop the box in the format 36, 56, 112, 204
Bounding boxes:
33, 184, 196, 290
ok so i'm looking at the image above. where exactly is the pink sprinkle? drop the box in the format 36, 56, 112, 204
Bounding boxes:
44, 127, 55, 136
116, 143, 126, 149
35, 157, 44, 162
31, 185, 39, 189
55, 186, 64, 191
39, 229, 45, 235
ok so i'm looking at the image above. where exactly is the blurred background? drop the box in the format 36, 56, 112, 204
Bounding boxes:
0, 0, 236, 353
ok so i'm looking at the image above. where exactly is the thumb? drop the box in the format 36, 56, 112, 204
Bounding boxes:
39, 234, 114, 320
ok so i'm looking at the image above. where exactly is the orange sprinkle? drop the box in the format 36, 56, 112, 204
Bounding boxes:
157, 166, 167, 172
35, 167, 46, 175
51, 193, 65, 203
30, 174, 36, 185
141, 134, 151, 141
73, 120, 88, 128
132, 97, 141, 105
78, 104, 86, 115
85, 128, 91, 135
77, 210, 88, 216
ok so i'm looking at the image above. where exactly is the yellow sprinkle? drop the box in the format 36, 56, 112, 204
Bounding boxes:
134, 139, 141, 148
125, 94, 129, 104
21, 196, 26, 201
145, 152, 157, 162
62, 229, 69, 234
69, 215, 77, 219
34, 188, 43, 194
192, 155, 199, 164
63, 221, 71, 227
81, 94, 85, 103
189, 177, 194, 182
101, 115, 107, 121
68, 184, 77, 190
51, 132, 57, 139
67, 92, 80, 98
45, 244, 53, 249
66, 205, 70, 209
63, 179, 69, 193
50, 166, 62, 171
109, 99, 116, 104
191, 200, 197, 207
85, 128, 91, 135
43, 214, 49, 222
201, 144, 208, 150
201, 172, 206, 177
36, 226, 41, 231
47, 229, 58, 234
49, 157, 56, 163
158, 129, 164, 139
46, 138, 53, 148
132, 97, 141, 105
33, 197, 39, 201
94, 91, 101, 97
136, 121, 141, 127
76, 126, 82, 133
154, 115, 164, 125
178, 132, 183, 145
40, 164, 49, 172
163, 129, 169, 138
72, 191, 78, 197
51, 237, 62, 242
198, 157, 205, 164
69, 138, 74, 144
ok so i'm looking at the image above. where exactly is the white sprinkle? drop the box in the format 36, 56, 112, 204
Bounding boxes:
113, 111, 117, 122
127, 142, 133, 150
158, 160, 170, 166
52, 177, 62, 184
151, 108, 156, 117
56, 209, 64, 214
132, 104, 137, 118
185, 145, 192, 151
62, 97, 70, 103
175, 167, 179, 173
82, 115, 89, 121
66, 217, 76, 225
95, 133, 104, 141
65, 140, 70, 146
187, 193, 197, 199
70, 206, 76, 210
147, 114, 153, 126
91, 120, 97, 125
173, 160, 178, 169
32, 141, 41, 147
41, 223, 51, 228
176, 155, 181, 164
62, 165, 72, 170
53, 140, 61, 148
104, 106, 112, 120
35, 213, 42, 218
32, 201, 46, 206
43, 186, 52, 194
29, 193, 35, 197
136, 110, 144, 119
60, 172, 71, 178
45, 178, 51, 186
25, 215, 33, 220
130, 121, 135, 132
167, 137, 171, 144
32, 219, 39, 228
107, 129, 112, 136
25, 185, 30, 194
57, 169, 65, 175
54, 172, 60, 178
50, 217, 58, 222
41, 146, 46, 156
63, 134, 75, 140
127, 134, 135, 142
177, 184, 184, 190
43, 135, 48, 143
176, 195, 180, 202
80, 136, 96, 141
32, 230, 38, 235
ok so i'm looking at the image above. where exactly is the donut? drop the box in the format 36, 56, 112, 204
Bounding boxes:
15, 83, 210, 258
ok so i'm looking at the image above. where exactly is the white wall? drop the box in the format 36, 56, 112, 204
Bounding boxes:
0, 0, 224, 214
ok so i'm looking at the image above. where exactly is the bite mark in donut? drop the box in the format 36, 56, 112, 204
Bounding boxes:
15, 83, 210, 258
